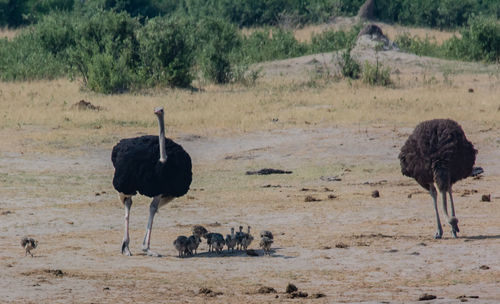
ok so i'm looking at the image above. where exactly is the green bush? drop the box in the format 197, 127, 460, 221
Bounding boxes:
0, 31, 65, 80
138, 17, 194, 87
339, 47, 360, 79
308, 25, 360, 54
194, 17, 240, 84
444, 15, 500, 62
66, 10, 141, 93
241, 28, 307, 63
361, 59, 392, 86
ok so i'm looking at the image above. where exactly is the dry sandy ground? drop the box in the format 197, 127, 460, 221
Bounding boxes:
1, 122, 499, 303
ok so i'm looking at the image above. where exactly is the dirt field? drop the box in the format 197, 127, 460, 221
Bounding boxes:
1, 23, 500, 303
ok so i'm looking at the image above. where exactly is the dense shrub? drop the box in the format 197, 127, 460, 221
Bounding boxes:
0, 32, 65, 80
396, 15, 500, 62
194, 17, 241, 84
241, 28, 307, 63
308, 25, 360, 54
66, 10, 141, 93
375, 0, 497, 28
137, 17, 194, 87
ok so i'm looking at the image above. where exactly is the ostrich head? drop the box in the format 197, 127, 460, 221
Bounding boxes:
154, 107, 167, 163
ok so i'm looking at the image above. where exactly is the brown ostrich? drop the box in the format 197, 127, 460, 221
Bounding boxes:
399, 119, 479, 238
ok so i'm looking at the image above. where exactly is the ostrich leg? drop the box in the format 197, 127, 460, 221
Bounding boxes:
120, 194, 133, 256
440, 190, 459, 238
142, 195, 174, 257
447, 188, 460, 237
429, 185, 443, 239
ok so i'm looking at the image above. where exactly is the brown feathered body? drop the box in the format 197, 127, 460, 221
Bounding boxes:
399, 119, 476, 192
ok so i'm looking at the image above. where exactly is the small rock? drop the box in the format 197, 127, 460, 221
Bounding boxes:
311, 293, 326, 298
103, 287, 110, 290
321, 246, 331, 250
479, 265, 490, 270
198, 287, 212, 295
468, 88, 474, 93
328, 194, 337, 199
286, 283, 298, 294
257, 286, 277, 294
410, 251, 420, 256
371, 190, 380, 198
418, 293, 436, 301
481, 194, 491, 202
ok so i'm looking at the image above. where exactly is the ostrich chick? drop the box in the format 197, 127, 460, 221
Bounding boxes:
173, 236, 188, 257
225, 227, 237, 252
235, 226, 245, 250
211, 233, 225, 254
260, 236, 274, 255
241, 226, 254, 250
21, 237, 38, 257
186, 234, 201, 255
192, 225, 208, 239
260, 230, 274, 240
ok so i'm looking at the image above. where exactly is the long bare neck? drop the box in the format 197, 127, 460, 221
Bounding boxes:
157, 113, 167, 163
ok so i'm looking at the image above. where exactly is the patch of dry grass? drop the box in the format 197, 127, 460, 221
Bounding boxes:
0, 68, 498, 154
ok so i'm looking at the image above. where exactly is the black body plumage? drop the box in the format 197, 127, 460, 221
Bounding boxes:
112, 135, 192, 198
399, 119, 476, 191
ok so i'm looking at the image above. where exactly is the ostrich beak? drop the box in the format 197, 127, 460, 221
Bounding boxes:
154, 107, 164, 115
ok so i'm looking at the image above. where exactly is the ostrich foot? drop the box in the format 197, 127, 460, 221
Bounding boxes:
449, 217, 459, 238
121, 240, 132, 256
143, 248, 162, 257
434, 227, 443, 239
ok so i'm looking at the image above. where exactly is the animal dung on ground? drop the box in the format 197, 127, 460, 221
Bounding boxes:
45, 269, 64, 277
371, 190, 380, 198
479, 265, 490, 270
72, 99, 103, 111
246, 168, 292, 175
481, 194, 491, 202
257, 286, 277, 294
304, 195, 321, 202
335, 242, 349, 249
418, 293, 437, 301
311, 293, 326, 298
468, 88, 474, 93
286, 283, 298, 294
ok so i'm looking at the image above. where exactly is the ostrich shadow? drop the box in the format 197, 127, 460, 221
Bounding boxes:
178, 247, 294, 259
463, 234, 500, 241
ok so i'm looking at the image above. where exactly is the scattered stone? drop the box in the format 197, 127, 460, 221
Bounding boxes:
321, 246, 331, 250
320, 176, 342, 182
481, 194, 491, 202
387, 249, 398, 253
286, 283, 298, 294
198, 288, 212, 295
418, 242, 427, 246
371, 190, 380, 198
95, 192, 101, 196
328, 194, 337, 199
261, 184, 281, 188
246, 168, 292, 175
103, 287, 110, 291
1, 210, 12, 215
311, 293, 326, 298
335, 242, 349, 249
45, 269, 64, 277
479, 265, 490, 270
72, 99, 102, 111
468, 88, 474, 93
257, 286, 277, 294
418, 293, 436, 301
304, 195, 321, 202
410, 251, 420, 256
246, 249, 259, 256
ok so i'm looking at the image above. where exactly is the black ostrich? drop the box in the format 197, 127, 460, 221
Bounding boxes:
399, 119, 478, 239
111, 107, 192, 256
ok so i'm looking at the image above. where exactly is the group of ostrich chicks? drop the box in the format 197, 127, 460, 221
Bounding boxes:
173, 225, 274, 257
